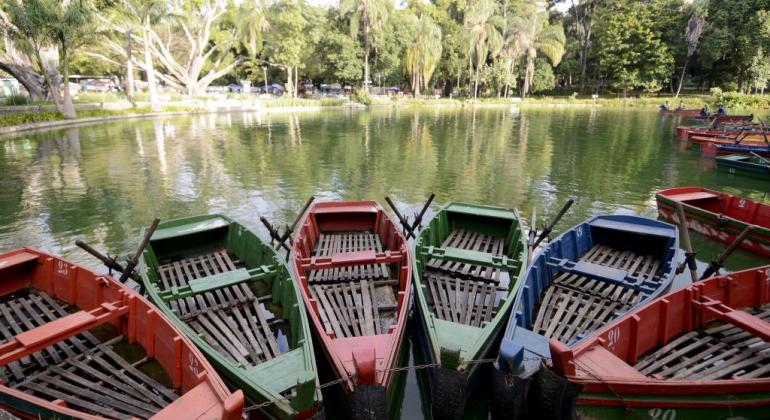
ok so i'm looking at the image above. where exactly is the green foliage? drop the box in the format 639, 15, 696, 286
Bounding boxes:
594, 1, 674, 93
2, 95, 31, 106
532, 59, 555, 93
719, 92, 770, 109
404, 14, 443, 96
317, 31, 364, 84
0, 111, 62, 127
351, 89, 372, 105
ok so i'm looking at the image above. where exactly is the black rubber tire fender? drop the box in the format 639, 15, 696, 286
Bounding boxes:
349, 384, 388, 420
529, 364, 582, 420
490, 368, 528, 420
430, 368, 467, 420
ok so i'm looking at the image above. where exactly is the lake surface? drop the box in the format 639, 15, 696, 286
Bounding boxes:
1, 106, 768, 418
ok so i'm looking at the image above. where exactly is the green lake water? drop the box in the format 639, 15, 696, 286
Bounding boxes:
0, 106, 768, 418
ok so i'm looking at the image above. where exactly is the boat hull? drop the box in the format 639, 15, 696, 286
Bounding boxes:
139, 215, 321, 419
411, 202, 528, 419
548, 265, 770, 419
0, 248, 242, 420
715, 154, 770, 179
290, 201, 412, 418
655, 187, 770, 257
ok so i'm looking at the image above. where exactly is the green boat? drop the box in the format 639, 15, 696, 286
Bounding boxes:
137, 215, 322, 419
412, 202, 527, 419
715, 153, 770, 179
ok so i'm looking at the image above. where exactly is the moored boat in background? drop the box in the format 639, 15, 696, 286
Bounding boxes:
412, 202, 528, 419
0, 248, 243, 420
548, 265, 770, 420
656, 187, 770, 257
290, 201, 412, 419
138, 215, 322, 419
492, 215, 679, 419
716, 153, 770, 180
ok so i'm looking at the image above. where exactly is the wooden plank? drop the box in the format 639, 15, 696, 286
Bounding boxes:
361, 280, 375, 335
253, 301, 281, 356
370, 280, 381, 335
239, 304, 271, 360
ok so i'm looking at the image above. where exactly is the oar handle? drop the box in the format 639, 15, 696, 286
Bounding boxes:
75, 240, 126, 273
281, 196, 315, 242
410, 193, 435, 232
527, 206, 537, 263
260, 216, 291, 252
533, 199, 574, 248
699, 225, 753, 280
385, 196, 416, 239
674, 203, 699, 283
119, 218, 160, 283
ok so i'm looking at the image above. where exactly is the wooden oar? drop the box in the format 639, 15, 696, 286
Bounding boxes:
385, 196, 415, 239
119, 218, 161, 283
259, 196, 314, 255
527, 206, 537, 263
76, 240, 128, 274
409, 193, 435, 235
674, 203, 699, 283
532, 198, 575, 249
700, 225, 754, 279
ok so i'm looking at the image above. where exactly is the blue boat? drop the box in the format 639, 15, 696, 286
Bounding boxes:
491, 215, 679, 419
716, 143, 770, 157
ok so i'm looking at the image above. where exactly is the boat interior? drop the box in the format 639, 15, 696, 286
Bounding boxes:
142, 217, 300, 367
516, 216, 677, 345
0, 249, 215, 419
415, 207, 524, 328
293, 204, 409, 339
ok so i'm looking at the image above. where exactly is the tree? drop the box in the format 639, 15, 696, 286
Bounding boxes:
505, 2, 565, 97
4, 0, 93, 118
317, 30, 363, 84
0, 7, 53, 100
340, 0, 390, 88
675, 0, 707, 97
593, 1, 674, 95
266, 0, 309, 97
464, 0, 504, 98
404, 14, 442, 96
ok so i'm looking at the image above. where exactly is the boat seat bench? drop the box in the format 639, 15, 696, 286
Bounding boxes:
0, 290, 179, 419
664, 191, 720, 202
532, 245, 661, 343
426, 229, 512, 282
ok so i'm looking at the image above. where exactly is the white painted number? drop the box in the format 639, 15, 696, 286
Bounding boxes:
648, 408, 676, 420
607, 327, 621, 351
576, 226, 583, 237
188, 352, 199, 376
56, 260, 68, 277
738, 199, 747, 208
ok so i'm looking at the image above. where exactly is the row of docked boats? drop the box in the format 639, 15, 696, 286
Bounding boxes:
1, 191, 768, 419
674, 114, 770, 180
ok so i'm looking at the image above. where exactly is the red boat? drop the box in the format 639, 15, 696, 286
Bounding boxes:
547, 265, 770, 419
290, 201, 411, 418
660, 109, 702, 117
687, 134, 768, 148
656, 187, 770, 257
676, 125, 769, 141
0, 248, 243, 420
709, 114, 754, 124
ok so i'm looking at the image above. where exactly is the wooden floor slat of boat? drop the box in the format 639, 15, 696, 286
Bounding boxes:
634, 304, 770, 380
425, 272, 501, 326
0, 290, 178, 419
427, 229, 508, 282
156, 249, 289, 366
532, 245, 662, 344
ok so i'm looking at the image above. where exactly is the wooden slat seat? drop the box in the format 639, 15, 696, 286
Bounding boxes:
156, 249, 256, 317
309, 232, 390, 283
427, 229, 508, 282
634, 304, 770, 380
310, 280, 398, 338
665, 191, 720, 202
532, 244, 662, 343
0, 290, 179, 419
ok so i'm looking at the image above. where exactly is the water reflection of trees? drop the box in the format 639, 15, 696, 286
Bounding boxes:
2, 108, 768, 270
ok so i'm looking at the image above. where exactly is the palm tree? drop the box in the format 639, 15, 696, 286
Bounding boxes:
340, 0, 390, 89
404, 14, 442, 97
464, 0, 504, 98
675, 0, 707, 98
507, 6, 565, 97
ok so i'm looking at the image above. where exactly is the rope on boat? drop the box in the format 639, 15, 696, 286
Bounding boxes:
241, 358, 501, 412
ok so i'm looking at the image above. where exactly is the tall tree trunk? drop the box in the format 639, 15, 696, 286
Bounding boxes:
474, 68, 479, 99
0, 61, 47, 99
125, 29, 134, 100
286, 66, 294, 97
294, 66, 299, 98
675, 56, 689, 98
38, 48, 62, 112
143, 24, 160, 112
61, 47, 76, 119
363, 27, 370, 90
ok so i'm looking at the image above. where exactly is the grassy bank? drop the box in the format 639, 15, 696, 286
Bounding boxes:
0, 107, 184, 128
